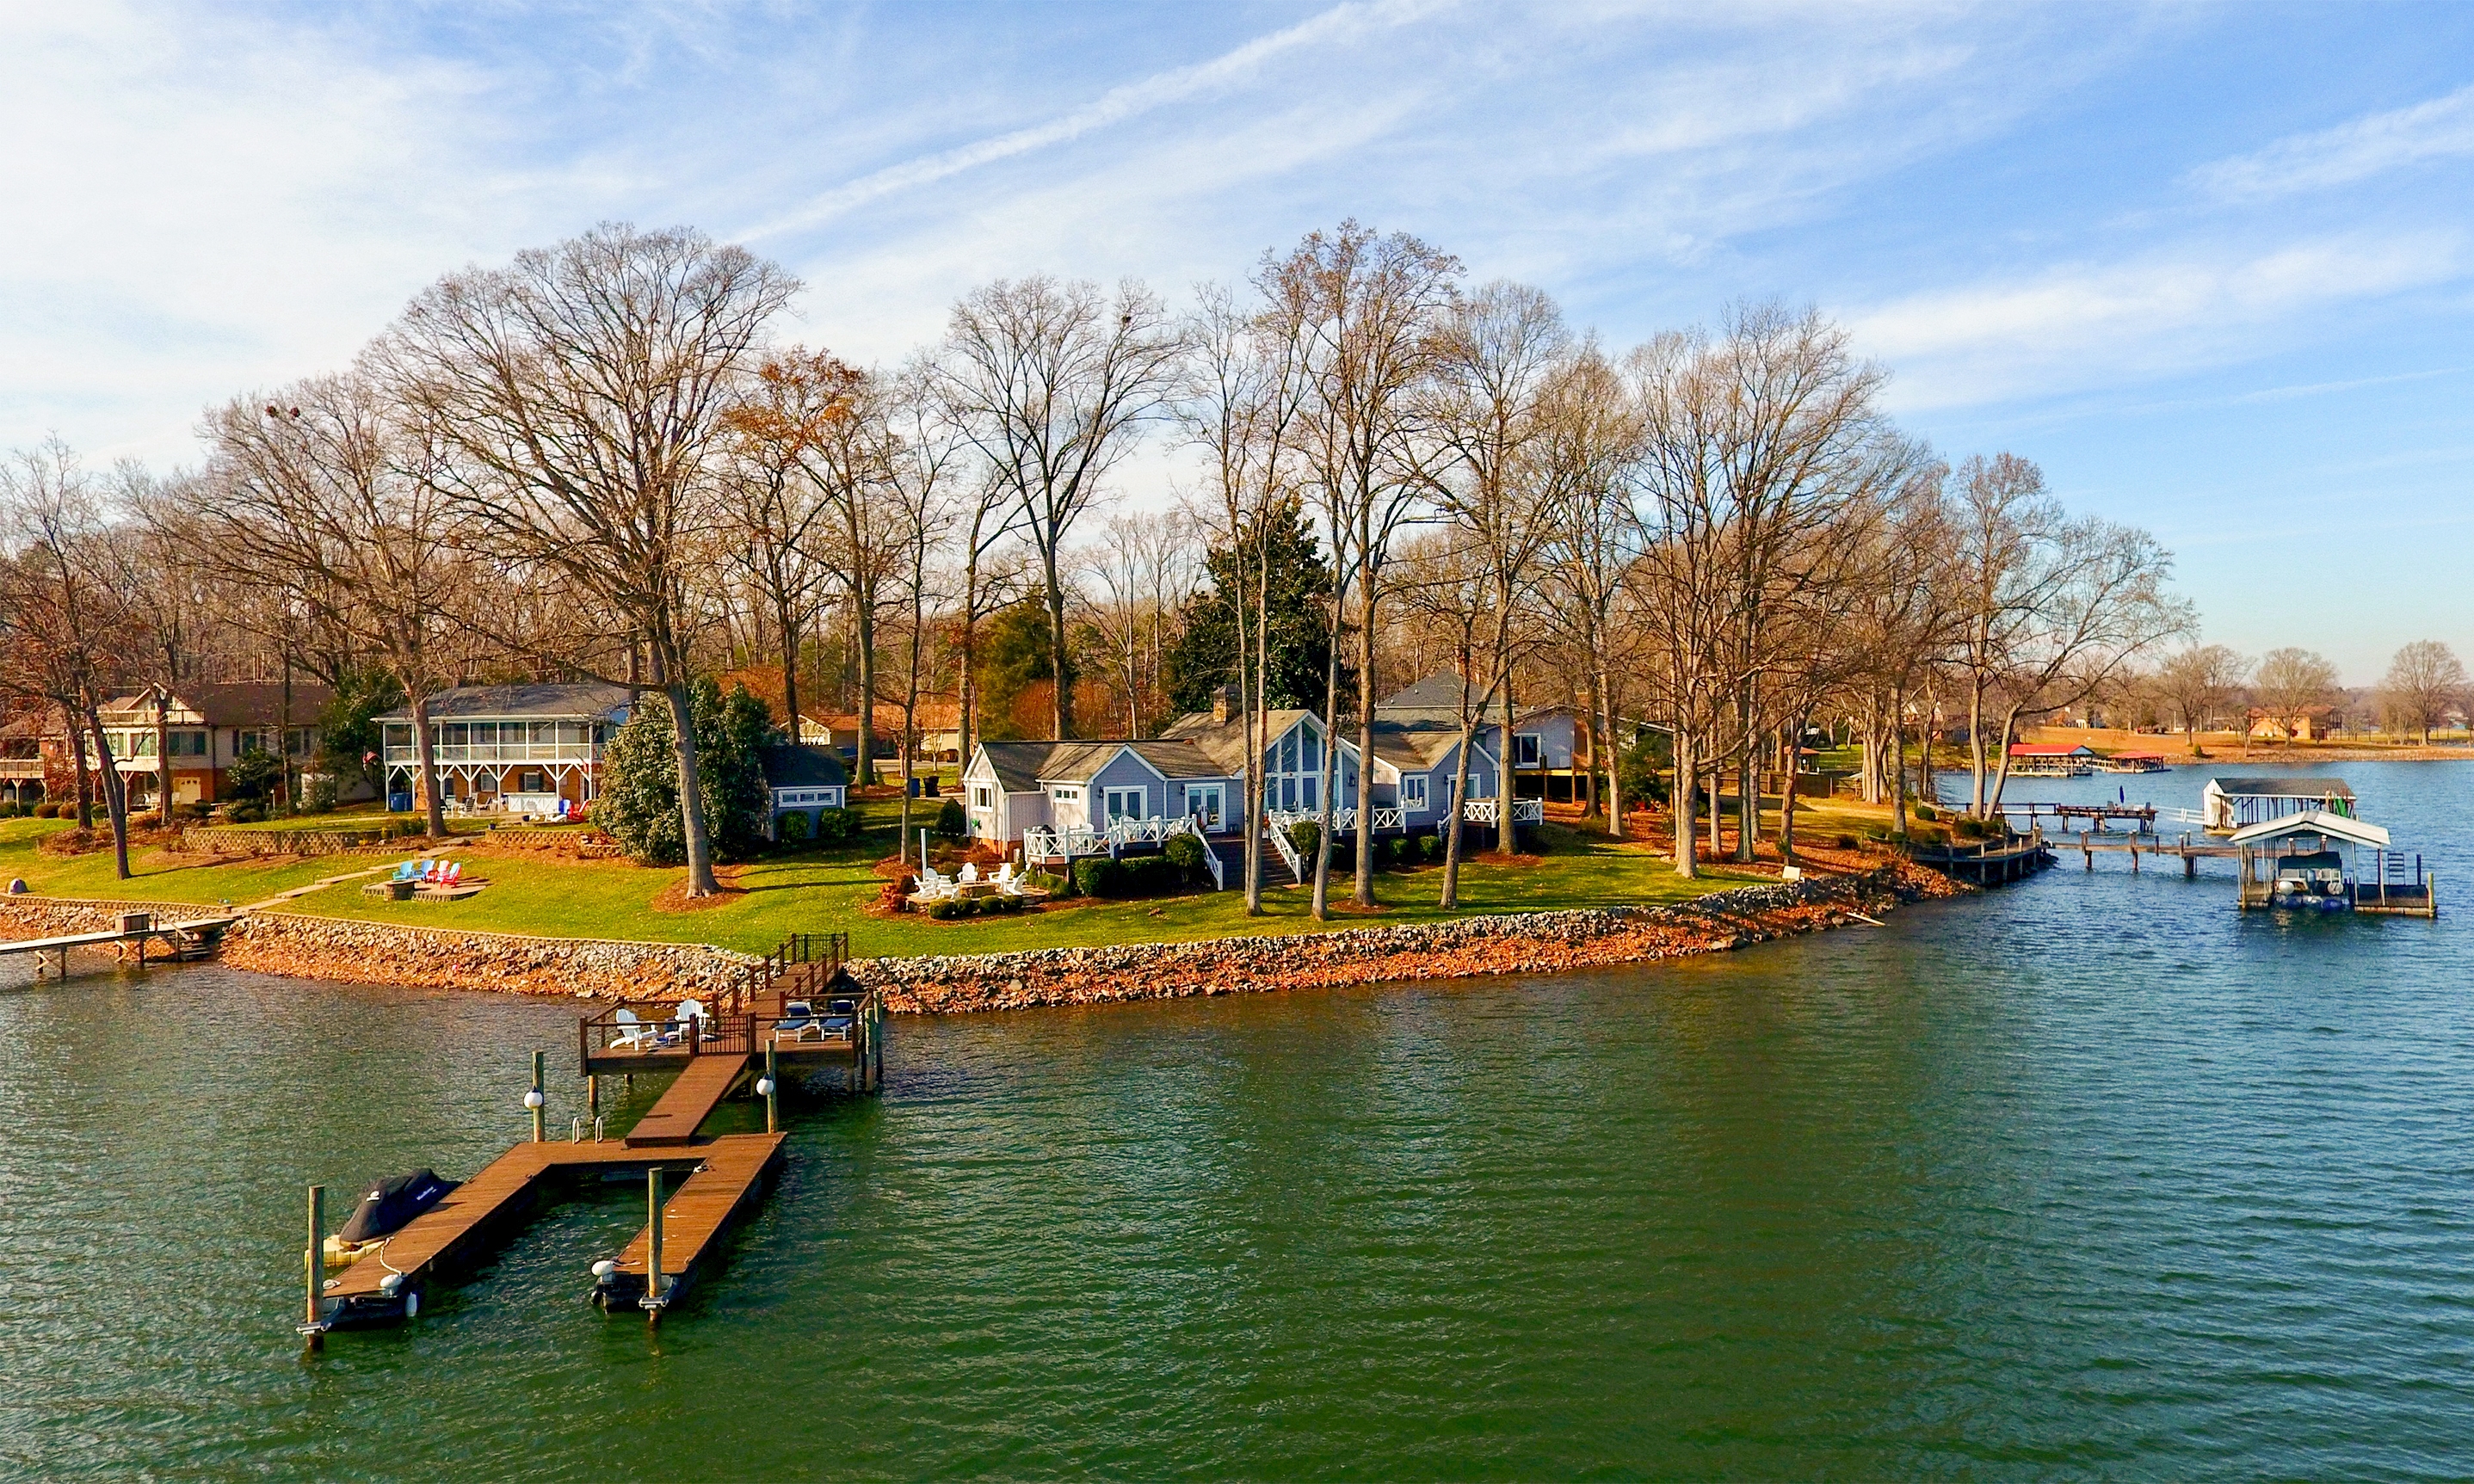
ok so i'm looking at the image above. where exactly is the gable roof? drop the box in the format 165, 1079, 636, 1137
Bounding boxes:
2228, 809, 2389, 849
102, 681, 339, 729
972, 736, 1229, 789
2204, 776, 2355, 800
377, 681, 633, 724
1367, 717, 1491, 773
1380, 673, 1485, 711
1158, 708, 1328, 773
760, 744, 848, 791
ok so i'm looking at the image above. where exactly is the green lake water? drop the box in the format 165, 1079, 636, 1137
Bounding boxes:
2, 760, 2470, 1480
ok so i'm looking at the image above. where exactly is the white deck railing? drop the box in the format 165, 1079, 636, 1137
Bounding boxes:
1267, 822, 1305, 880
1023, 813, 1200, 859
1461, 798, 1545, 824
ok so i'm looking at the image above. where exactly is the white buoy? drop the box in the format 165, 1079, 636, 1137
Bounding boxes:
591, 1259, 617, 1279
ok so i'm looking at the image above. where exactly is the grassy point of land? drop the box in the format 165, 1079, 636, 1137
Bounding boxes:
0, 793, 1897, 958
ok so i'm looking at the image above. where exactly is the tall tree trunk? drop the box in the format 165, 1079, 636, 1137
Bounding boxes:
1671, 726, 1697, 878
1441, 681, 1477, 908
854, 583, 877, 789
1313, 598, 1342, 921
1243, 544, 1267, 914
66, 702, 93, 831
153, 693, 170, 824
409, 686, 448, 839
779, 594, 801, 748
1595, 658, 1623, 839
657, 669, 721, 897
1968, 674, 1990, 816
1889, 682, 1909, 838
83, 703, 131, 879
1042, 548, 1072, 740
1352, 578, 1379, 904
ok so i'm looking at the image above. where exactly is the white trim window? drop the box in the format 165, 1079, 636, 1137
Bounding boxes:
1102, 786, 1147, 822
971, 785, 993, 809
1187, 784, 1225, 830
1515, 733, 1543, 767
1399, 774, 1428, 811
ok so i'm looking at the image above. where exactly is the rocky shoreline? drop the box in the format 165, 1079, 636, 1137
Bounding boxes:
848, 863, 1956, 1014
0, 860, 1958, 1010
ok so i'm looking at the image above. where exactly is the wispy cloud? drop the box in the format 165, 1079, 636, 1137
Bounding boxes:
740, 0, 1447, 243
2192, 82, 2474, 200
1851, 234, 2465, 407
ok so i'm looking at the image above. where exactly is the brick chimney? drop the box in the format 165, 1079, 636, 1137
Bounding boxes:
1212, 685, 1235, 725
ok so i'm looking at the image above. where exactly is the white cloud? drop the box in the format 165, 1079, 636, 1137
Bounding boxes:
1851, 234, 2466, 407
2192, 82, 2474, 200
738, 0, 1449, 243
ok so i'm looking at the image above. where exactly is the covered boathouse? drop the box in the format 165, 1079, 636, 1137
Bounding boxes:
2201, 775, 2356, 834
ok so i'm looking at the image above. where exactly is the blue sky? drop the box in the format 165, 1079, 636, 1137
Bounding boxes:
5, 1, 2471, 680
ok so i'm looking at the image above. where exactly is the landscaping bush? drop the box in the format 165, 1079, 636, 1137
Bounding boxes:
1835, 833, 1860, 849
303, 775, 339, 815
934, 798, 966, 839
225, 748, 282, 804
1163, 832, 1207, 882
1026, 869, 1069, 896
1286, 819, 1321, 859
1952, 815, 1984, 840
225, 802, 268, 825
776, 808, 811, 843
1420, 832, 1447, 863
813, 806, 862, 845
983, 891, 1024, 914
35, 802, 61, 818
1911, 803, 1938, 822
1072, 857, 1121, 898
926, 896, 979, 921
1122, 855, 1185, 896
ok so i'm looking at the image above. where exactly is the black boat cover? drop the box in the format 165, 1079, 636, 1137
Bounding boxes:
337, 1168, 459, 1244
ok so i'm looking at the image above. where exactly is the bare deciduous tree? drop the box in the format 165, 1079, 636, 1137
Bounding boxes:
375, 223, 797, 896
2379, 639, 2465, 743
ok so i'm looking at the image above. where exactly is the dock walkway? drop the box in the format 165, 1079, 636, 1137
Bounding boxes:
625, 1055, 748, 1148
601, 1133, 787, 1309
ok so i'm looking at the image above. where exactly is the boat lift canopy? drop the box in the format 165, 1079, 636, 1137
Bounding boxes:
2227, 809, 2391, 851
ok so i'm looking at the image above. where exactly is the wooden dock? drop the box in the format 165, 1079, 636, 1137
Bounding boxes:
1907, 828, 2055, 885
0, 913, 236, 976
301, 932, 870, 1339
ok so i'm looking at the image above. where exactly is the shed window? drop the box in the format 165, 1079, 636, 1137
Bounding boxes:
972, 785, 992, 808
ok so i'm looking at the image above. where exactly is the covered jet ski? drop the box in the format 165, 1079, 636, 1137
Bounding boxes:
324, 1169, 458, 1266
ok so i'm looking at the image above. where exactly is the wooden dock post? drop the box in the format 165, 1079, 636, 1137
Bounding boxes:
304, 1184, 325, 1352
642, 1168, 667, 1322
527, 1050, 546, 1142
762, 1042, 779, 1135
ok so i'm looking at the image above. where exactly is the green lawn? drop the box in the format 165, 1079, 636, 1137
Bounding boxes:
0, 803, 1772, 958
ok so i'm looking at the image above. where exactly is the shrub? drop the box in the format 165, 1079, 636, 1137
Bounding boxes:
927, 896, 979, 921
934, 798, 966, 839
1072, 857, 1120, 898
225, 802, 268, 825
1835, 833, 1859, 849
35, 802, 62, 818
1163, 832, 1207, 882
1911, 803, 1938, 822
303, 775, 340, 815
1421, 832, 1447, 863
1286, 819, 1321, 859
776, 808, 811, 843
983, 892, 1024, 914
813, 806, 861, 845
1122, 855, 1184, 896
1027, 869, 1068, 896
225, 748, 282, 804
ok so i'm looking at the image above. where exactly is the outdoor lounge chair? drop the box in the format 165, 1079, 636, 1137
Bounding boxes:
823, 997, 858, 1037
662, 999, 706, 1044
390, 860, 422, 884
611, 1008, 658, 1050
774, 1000, 824, 1042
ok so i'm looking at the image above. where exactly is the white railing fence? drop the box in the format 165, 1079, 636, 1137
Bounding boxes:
1023, 813, 1200, 860
1267, 823, 1304, 880
1459, 798, 1545, 826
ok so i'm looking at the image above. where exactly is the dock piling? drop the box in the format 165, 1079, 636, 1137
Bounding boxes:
642, 1168, 667, 1321
303, 1184, 325, 1352
763, 1042, 779, 1135
526, 1050, 547, 1142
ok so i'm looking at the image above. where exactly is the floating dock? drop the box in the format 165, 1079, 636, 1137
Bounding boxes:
301, 933, 865, 1339
1907, 828, 2055, 885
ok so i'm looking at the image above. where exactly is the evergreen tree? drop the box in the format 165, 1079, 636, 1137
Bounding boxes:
315, 667, 405, 798
597, 679, 776, 865
1163, 496, 1343, 715
976, 598, 1072, 740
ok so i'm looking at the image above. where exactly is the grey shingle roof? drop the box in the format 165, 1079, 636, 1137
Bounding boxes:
2206, 776, 2355, 799
976, 736, 1230, 788
375, 681, 634, 724
761, 745, 848, 791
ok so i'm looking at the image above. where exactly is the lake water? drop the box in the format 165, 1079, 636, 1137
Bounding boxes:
3, 760, 2470, 1480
